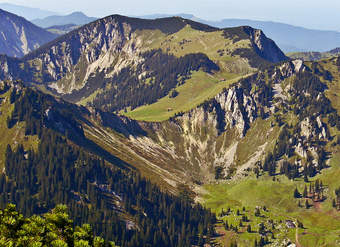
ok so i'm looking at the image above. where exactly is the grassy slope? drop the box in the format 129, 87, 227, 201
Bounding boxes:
124, 71, 247, 122
0, 89, 39, 168
121, 26, 256, 122
140, 25, 252, 61
82, 122, 180, 192
203, 160, 340, 246
234, 117, 280, 169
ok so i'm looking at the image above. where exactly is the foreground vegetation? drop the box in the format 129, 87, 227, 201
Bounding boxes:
0, 204, 115, 247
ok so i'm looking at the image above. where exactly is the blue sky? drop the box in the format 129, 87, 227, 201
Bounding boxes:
1, 0, 340, 31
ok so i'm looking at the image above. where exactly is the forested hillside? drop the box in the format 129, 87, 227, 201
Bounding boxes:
0, 81, 216, 246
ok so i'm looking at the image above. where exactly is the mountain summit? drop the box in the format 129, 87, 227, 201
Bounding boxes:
31, 11, 97, 28
0, 14, 287, 116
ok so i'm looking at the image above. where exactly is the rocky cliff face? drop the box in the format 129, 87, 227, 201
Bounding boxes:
32, 16, 144, 93
242, 26, 287, 63
0, 9, 57, 57
249, 29, 286, 63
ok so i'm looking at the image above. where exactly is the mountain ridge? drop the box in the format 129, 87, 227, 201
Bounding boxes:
139, 14, 340, 52
1, 11, 340, 246
0, 14, 287, 118
0, 9, 58, 57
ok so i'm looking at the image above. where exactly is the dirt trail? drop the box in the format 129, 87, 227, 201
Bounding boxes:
295, 223, 302, 247
314, 201, 321, 212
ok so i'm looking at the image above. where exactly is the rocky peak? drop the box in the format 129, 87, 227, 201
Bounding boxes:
245, 26, 288, 63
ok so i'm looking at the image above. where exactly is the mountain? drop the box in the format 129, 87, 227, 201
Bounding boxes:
2, 13, 340, 246
0, 9, 58, 57
0, 14, 287, 115
0, 3, 58, 20
139, 14, 340, 52
2, 54, 340, 246
45, 24, 80, 35
207, 19, 340, 52
31, 12, 97, 28
288, 47, 340, 61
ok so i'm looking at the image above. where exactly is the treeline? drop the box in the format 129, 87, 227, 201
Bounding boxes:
90, 49, 219, 112
0, 204, 115, 246
2, 86, 216, 246
294, 180, 325, 200
294, 180, 326, 209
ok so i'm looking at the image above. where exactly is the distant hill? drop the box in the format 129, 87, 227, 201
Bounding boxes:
139, 14, 340, 52
206, 19, 340, 52
0, 3, 58, 20
288, 47, 340, 61
32, 12, 97, 28
0, 9, 58, 57
45, 24, 80, 35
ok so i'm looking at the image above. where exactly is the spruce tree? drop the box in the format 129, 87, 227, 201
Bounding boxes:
303, 185, 308, 198
225, 221, 229, 230
294, 187, 301, 198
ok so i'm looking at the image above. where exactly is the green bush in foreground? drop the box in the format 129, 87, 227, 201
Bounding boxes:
0, 204, 117, 247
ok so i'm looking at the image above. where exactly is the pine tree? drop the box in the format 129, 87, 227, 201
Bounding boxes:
294, 187, 301, 198
259, 237, 265, 247
259, 223, 266, 235
225, 221, 229, 230
304, 173, 308, 182
255, 208, 260, 217
303, 185, 308, 198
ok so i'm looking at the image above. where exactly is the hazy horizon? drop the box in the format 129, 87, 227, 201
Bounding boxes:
1, 0, 340, 32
